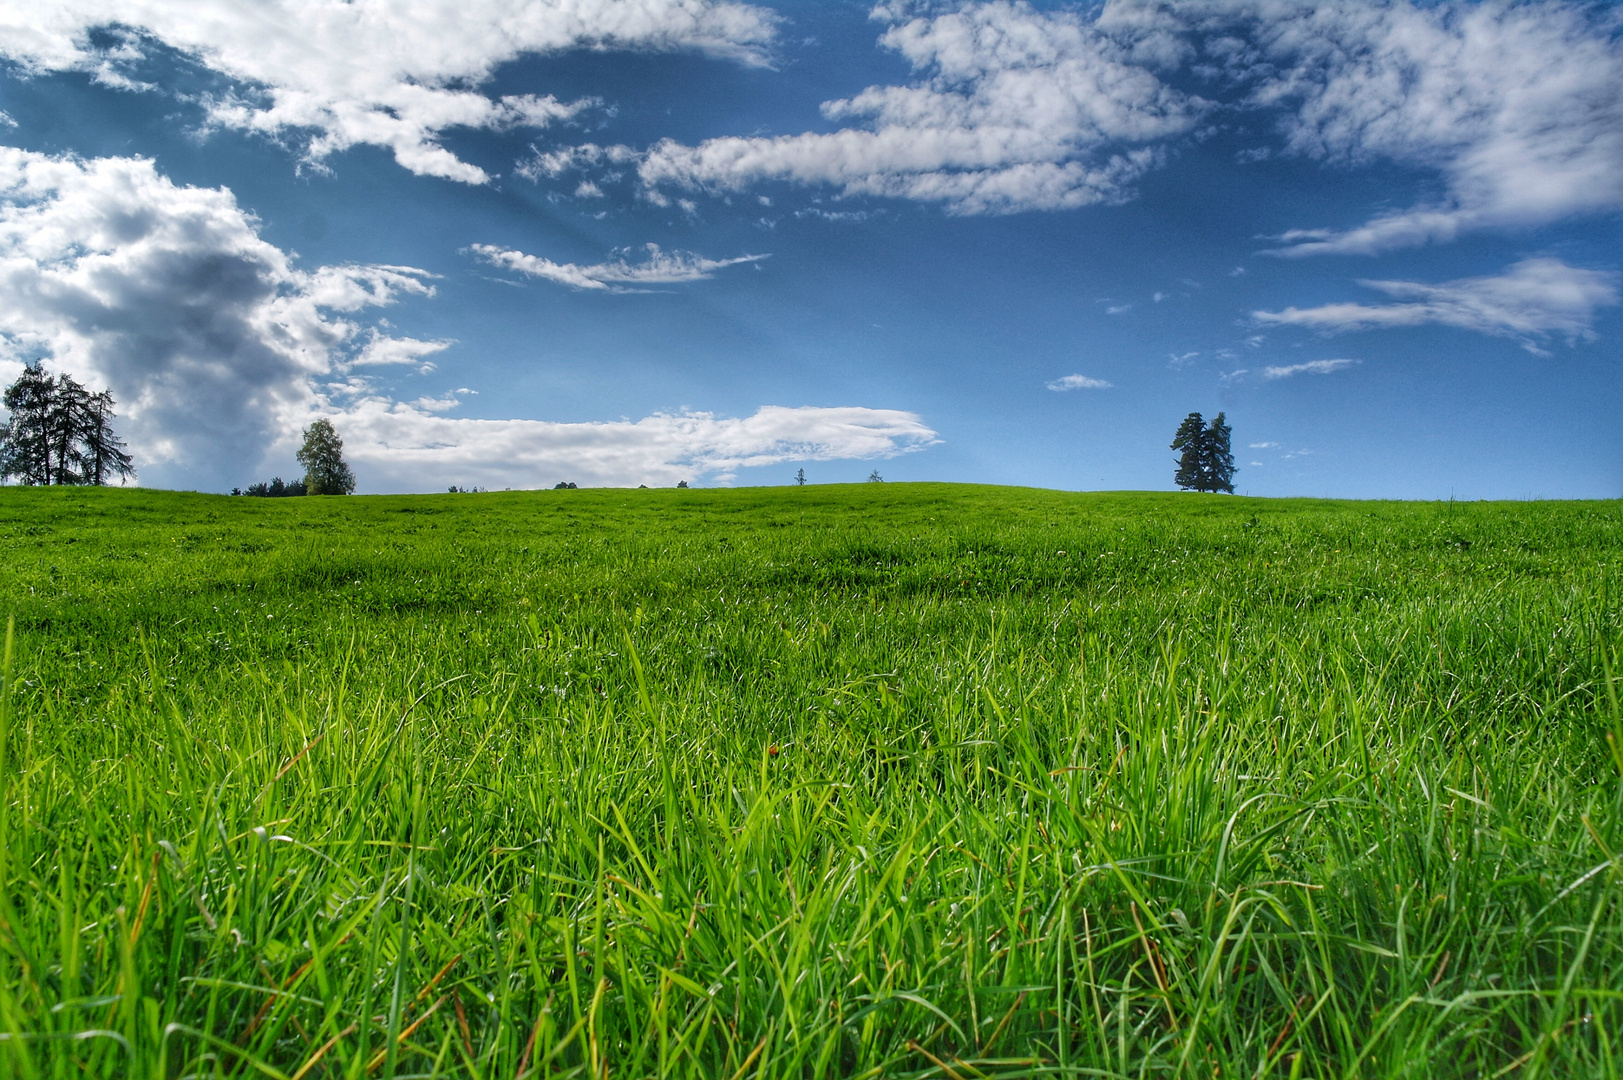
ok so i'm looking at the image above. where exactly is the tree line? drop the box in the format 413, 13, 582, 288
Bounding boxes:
0, 363, 134, 485
236, 418, 356, 496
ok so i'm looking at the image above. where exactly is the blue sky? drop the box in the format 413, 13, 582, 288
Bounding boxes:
0, 0, 1618, 497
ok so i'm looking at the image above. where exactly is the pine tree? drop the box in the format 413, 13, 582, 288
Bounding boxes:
1202, 412, 1236, 494
296, 418, 356, 495
1171, 411, 1238, 493
47, 371, 91, 485
0, 363, 57, 485
1, 365, 136, 486
80, 390, 135, 486
1171, 412, 1205, 491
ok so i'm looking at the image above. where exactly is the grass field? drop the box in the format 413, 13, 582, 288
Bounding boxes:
0, 483, 1620, 1079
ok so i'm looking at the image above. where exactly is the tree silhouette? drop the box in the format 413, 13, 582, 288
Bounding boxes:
1171, 412, 1205, 491
1202, 412, 1236, 494
80, 389, 135, 486
296, 418, 355, 495
0, 364, 135, 485
1171, 411, 1237, 493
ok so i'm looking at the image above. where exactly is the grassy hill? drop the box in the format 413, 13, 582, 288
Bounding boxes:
1, 484, 1620, 1078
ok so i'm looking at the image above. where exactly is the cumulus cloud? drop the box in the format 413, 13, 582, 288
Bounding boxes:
0, 0, 779, 183
1261, 358, 1359, 379
337, 401, 939, 491
1160, 0, 1623, 254
1252, 258, 1620, 353
0, 147, 435, 488
1046, 373, 1112, 390
0, 148, 932, 491
468, 242, 766, 291
637, 0, 1203, 214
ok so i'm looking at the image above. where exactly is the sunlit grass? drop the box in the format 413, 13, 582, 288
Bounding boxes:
0, 483, 1620, 1078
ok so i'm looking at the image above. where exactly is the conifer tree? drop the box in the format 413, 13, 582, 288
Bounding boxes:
1171, 412, 1205, 490
1202, 412, 1236, 494
0, 364, 134, 486
1170, 411, 1238, 493
80, 390, 135, 486
0, 363, 57, 485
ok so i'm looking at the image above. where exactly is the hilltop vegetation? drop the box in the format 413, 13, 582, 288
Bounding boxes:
1, 484, 1620, 1078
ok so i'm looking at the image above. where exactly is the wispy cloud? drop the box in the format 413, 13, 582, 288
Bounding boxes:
0, 0, 778, 183
1220, 0, 1623, 254
1252, 258, 1620, 353
1262, 358, 1360, 380
467, 243, 767, 292
1046, 374, 1113, 391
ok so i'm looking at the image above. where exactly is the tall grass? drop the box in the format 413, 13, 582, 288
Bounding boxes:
0, 484, 1619, 1077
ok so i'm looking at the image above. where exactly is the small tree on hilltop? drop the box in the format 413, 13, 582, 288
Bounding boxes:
1, 363, 58, 485
1171, 411, 1237, 493
297, 418, 355, 495
80, 389, 135, 486
0, 363, 135, 486
1202, 412, 1236, 494
1171, 412, 1205, 491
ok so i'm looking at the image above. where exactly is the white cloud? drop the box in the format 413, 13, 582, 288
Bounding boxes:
338, 401, 939, 491
0, 0, 778, 183
1046, 373, 1112, 391
1253, 258, 1621, 353
1169, 0, 1623, 254
352, 332, 452, 369
1261, 357, 1359, 379
636, 1, 1203, 214
1248, 441, 1278, 449
468, 242, 766, 291
0, 147, 434, 488
0, 148, 932, 492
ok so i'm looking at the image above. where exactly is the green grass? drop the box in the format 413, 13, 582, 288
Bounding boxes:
1, 482, 1620, 1079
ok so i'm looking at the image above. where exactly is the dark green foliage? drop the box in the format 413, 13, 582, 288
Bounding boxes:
243, 476, 305, 497
1172, 410, 1237, 492
0, 363, 133, 486
296, 416, 356, 495
554, 480, 578, 489
1171, 411, 1205, 490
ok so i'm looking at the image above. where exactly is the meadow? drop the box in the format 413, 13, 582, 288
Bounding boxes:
0, 483, 1619, 1079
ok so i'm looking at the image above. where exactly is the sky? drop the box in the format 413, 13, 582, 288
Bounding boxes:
0, 0, 1619, 498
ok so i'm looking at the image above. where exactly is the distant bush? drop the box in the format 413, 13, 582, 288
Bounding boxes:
240, 477, 305, 497
554, 481, 578, 490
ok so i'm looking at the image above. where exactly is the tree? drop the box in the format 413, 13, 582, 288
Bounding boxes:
296, 418, 355, 495
1171, 412, 1205, 491
0, 364, 57, 485
794, 468, 806, 486
867, 469, 884, 482
1202, 412, 1236, 494
80, 389, 135, 486
0, 363, 135, 486
1171, 411, 1237, 493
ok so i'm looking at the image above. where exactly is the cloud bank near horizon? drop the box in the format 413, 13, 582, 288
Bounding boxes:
0, 148, 936, 491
